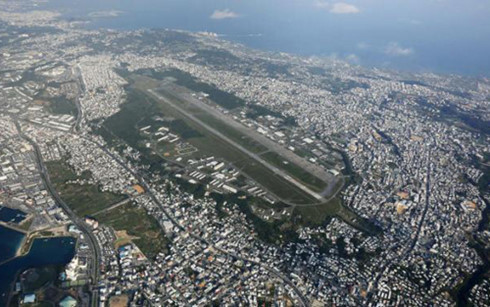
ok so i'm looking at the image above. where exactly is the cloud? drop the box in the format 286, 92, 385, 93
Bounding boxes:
330, 2, 360, 14
384, 42, 414, 56
210, 9, 239, 20
314, 1, 360, 14
88, 10, 125, 18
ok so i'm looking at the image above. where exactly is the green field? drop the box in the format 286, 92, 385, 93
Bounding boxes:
232, 157, 318, 204
46, 160, 169, 259
146, 84, 328, 204
211, 192, 299, 244
95, 87, 172, 175
189, 111, 269, 154
97, 202, 169, 259
142, 68, 246, 110
48, 96, 78, 117
97, 75, 321, 205
22, 266, 59, 292
260, 151, 327, 192
294, 198, 380, 234
294, 199, 341, 226
46, 160, 127, 217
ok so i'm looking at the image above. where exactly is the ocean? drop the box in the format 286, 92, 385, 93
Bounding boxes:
0, 206, 27, 224
39, 0, 490, 77
0, 225, 25, 264
0, 235, 76, 306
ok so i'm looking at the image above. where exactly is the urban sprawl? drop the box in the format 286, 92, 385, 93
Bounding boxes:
0, 3, 489, 307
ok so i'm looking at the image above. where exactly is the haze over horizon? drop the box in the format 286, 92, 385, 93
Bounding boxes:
44, 0, 490, 77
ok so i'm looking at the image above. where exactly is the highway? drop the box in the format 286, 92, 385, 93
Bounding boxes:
72, 65, 85, 132
14, 121, 101, 307
8, 109, 311, 306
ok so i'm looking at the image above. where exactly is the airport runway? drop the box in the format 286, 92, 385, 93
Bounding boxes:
148, 87, 327, 203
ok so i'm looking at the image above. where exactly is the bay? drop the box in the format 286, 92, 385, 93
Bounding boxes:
0, 235, 76, 306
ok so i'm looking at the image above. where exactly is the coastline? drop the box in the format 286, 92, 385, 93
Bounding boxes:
0, 223, 26, 266
0, 235, 77, 306
0, 221, 27, 234
0, 222, 73, 264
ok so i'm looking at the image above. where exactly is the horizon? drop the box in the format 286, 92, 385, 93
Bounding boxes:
42, 0, 490, 77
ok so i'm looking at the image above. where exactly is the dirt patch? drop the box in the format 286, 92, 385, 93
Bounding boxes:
109, 294, 129, 307
114, 230, 139, 249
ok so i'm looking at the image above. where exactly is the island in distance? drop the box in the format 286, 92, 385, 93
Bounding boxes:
0, 1, 489, 306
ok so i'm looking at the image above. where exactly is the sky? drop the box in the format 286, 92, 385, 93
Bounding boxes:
45, 0, 490, 76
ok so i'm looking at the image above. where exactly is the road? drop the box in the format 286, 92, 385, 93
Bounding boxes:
366, 149, 431, 304
406, 149, 431, 253
9, 110, 311, 305
82, 135, 311, 307
91, 197, 133, 217
15, 121, 101, 307
72, 65, 85, 132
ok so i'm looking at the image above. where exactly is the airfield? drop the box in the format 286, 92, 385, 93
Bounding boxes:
132, 75, 340, 205
97, 72, 377, 233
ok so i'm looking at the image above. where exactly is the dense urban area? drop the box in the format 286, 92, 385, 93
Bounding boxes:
0, 1, 489, 306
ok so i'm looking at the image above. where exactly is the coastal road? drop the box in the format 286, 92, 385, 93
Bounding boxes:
11, 109, 311, 306
15, 121, 101, 307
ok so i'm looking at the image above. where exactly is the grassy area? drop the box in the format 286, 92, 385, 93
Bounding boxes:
261, 151, 327, 192
294, 198, 381, 234
22, 266, 59, 292
336, 203, 382, 235
46, 160, 127, 217
192, 112, 269, 154
169, 119, 203, 139
48, 96, 78, 117
144, 68, 245, 110
233, 157, 317, 205
96, 89, 159, 149
246, 104, 283, 120
211, 192, 299, 244
96, 72, 379, 235
17, 217, 34, 232
95, 87, 174, 177
98, 77, 319, 205
294, 199, 341, 226
97, 202, 169, 259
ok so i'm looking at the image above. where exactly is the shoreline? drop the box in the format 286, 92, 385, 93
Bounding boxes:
0, 234, 78, 306
0, 223, 73, 264
0, 221, 27, 234
48, 5, 490, 78
0, 223, 26, 266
